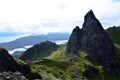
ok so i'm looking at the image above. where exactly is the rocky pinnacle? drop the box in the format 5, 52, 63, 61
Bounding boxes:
66, 10, 119, 75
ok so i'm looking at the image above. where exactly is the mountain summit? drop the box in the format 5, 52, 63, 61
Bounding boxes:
84, 10, 97, 22
20, 41, 58, 61
83, 10, 104, 31
66, 10, 120, 75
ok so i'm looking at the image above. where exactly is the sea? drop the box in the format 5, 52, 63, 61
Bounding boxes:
8, 40, 68, 54
0, 36, 68, 54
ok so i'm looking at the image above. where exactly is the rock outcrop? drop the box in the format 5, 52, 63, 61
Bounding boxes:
81, 10, 118, 66
66, 10, 119, 75
66, 26, 82, 54
0, 48, 17, 72
0, 71, 27, 80
83, 65, 99, 79
20, 41, 58, 61
0, 47, 42, 79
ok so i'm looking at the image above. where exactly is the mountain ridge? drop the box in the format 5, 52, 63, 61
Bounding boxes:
0, 33, 70, 50
20, 41, 58, 61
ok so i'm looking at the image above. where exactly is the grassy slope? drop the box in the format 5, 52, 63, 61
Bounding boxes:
30, 44, 71, 80
27, 26, 120, 80
30, 49, 120, 80
20, 41, 58, 61
47, 44, 66, 60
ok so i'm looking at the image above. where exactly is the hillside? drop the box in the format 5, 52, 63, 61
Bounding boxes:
0, 33, 70, 50
12, 51, 25, 58
19, 10, 120, 80
30, 40, 120, 80
20, 41, 58, 61
107, 26, 120, 45
31, 50, 120, 80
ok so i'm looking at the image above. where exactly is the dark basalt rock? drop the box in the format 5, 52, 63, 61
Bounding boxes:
66, 10, 120, 75
66, 26, 82, 55
83, 10, 104, 31
81, 10, 118, 66
0, 48, 17, 72
0, 47, 42, 79
83, 65, 99, 79
16, 62, 42, 79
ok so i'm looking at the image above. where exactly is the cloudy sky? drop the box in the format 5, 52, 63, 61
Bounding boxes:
0, 0, 120, 34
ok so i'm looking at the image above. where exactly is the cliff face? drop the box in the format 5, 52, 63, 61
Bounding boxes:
0, 48, 17, 72
0, 47, 42, 79
81, 10, 117, 66
66, 10, 119, 75
66, 26, 82, 55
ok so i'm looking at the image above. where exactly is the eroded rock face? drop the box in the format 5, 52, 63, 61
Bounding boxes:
66, 26, 82, 54
83, 65, 99, 79
0, 48, 17, 72
81, 10, 117, 66
66, 10, 119, 75
0, 47, 42, 79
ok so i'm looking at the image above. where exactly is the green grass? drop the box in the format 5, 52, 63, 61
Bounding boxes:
21, 46, 58, 61
30, 49, 103, 80
30, 59, 72, 80
14, 58, 27, 65
22, 27, 120, 80
65, 50, 104, 79
47, 44, 66, 60
30, 45, 120, 80
20, 41, 59, 61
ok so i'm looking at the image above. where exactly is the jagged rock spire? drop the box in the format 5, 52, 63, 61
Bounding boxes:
84, 10, 96, 22
66, 10, 119, 75
82, 10, 118, 68
83, 10, 104, 31
66, 26, 82, 54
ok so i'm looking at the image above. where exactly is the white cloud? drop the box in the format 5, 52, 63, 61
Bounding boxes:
0, 0, 120, 34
